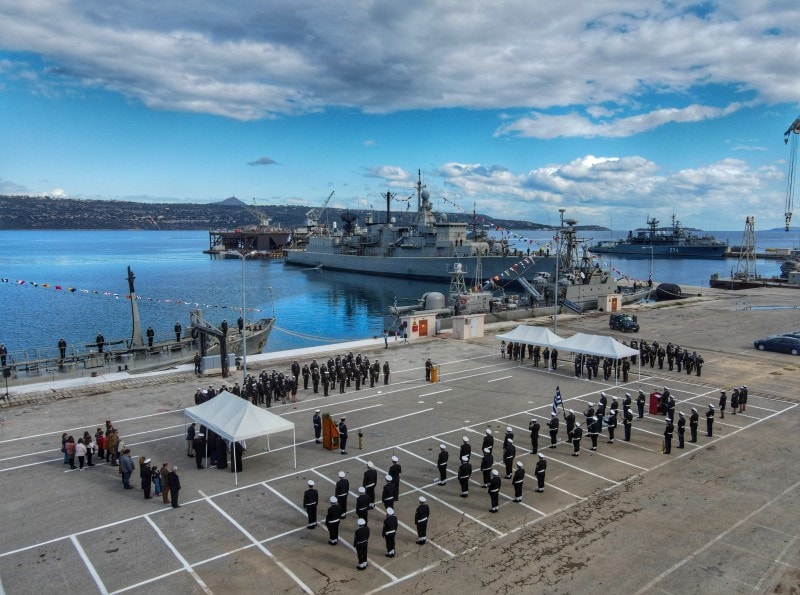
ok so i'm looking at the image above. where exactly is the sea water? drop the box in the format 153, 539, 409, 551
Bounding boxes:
0, 229, 792, 359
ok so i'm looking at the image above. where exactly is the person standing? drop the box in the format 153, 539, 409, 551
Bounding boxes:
459, 436, 471, 461
503, 438, 516, 478
355, 487, 370, 522
354, 518, 370, 570
677, 412, 686, 449
606, 409, 617, 444
160, 462, 171, 504
623, 408, 633, 442
534, 453, 547, 492
436, 444, 449, 486
324, 496, 342, 545
565, 409, 576, 437
75, 438, 87, 470
0, 343, 6, 366
636, 390, 646, 419
414, 496, 430, 544
718, 391, 727, 419
730, 389, 739, 416
739, 385, 748, 412
706, 404, 715, 437
335, 471, 349, 518
383, 329, 388, 348
339, 418, 349, 454
174, 321, 182, 342
482, 428, 494, 455
425, 358, 433, 381
146, 326, 154, 347
480, 448, 494, 487
487, 469, 501, 513
689, 408, 699, 443
303, 480, 318, 529
381, 475, 396, 510
312, 410, 322, 444
587, 416, 599, 450
458, 455, 472, 497
193, 432, 206, 469
119, 449, 134, 489
548, 413, 559, 448
383, 361, 390, 385
570, 422, 583, 456
528, 417, 540, 454
58, 338, 67, 361
512, 461, 525, 502
382, 507, 398, 557
186, 423, 196, 457
141, 457, 153, 498
663, 419, 674, 454
167, 465, 181, 508
388, 456, 402, 501
363, 461, 378, 508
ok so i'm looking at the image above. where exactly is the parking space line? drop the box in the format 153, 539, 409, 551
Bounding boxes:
754, 534, 800, 592
199, 490, 315, 594
419, 388, 452, 398
144, 515, 212, 594
71, 534, 109, 595
488, 376, 513, 383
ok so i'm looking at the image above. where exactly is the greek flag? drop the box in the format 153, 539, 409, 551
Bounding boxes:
551, 386, 563, 417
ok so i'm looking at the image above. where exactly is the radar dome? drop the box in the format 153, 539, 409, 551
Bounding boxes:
422, 292, 446, 310
421, 189, 430, 200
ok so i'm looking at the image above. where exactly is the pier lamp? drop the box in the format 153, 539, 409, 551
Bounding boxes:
227, 249, 258, 383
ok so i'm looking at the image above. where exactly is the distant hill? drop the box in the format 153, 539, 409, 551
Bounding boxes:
0, 194, 608, 232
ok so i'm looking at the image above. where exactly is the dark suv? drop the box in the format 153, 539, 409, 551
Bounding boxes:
609, 313, 639, 332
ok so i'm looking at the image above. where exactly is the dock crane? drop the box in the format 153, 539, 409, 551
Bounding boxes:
783, 115, 800, 231
305, 191, 334, 228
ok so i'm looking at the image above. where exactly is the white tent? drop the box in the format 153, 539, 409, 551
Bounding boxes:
554, 332, 640, 383
184, 390, 296, 485
495, 325, 564, 347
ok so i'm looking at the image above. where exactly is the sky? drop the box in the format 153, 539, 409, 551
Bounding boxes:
1, 0, 799, 231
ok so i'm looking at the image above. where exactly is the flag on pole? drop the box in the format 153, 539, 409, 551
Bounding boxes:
551, 386, 563, 417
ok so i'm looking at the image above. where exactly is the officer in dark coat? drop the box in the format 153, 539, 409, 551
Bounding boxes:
636, 390, 646, 419
193, 433, 206, 469
303, 480, 318, 529
480, 448, 494, 487
663, 418, 674, 454
312, 410, 322, 444
718, 390, 727, 419
339, 417, 348, 454
534, 453, 547, 492
623, 408, 633, 441
565, 409, 576, 436
355, 487, 370, 522
587, 416, 599, 450
311, 366, 320, 393
458, 455, 472, 497
512, 461, 525, 502
548, 414, 559, 448
389, 456, 402, 501
487, 469, 501, 512
382, 507, 398, 557
689, 408, 699, 442
324, 496, 342, 545
425, 358, 433, 381
528, 417, 540, 454
606, 409, 617, 444
383, 361, 390, 385
436, 444, 449, 485
174, 321, 182, 342
482, 428, 494, 454
706, 404, 715, 436
335, 471, 349, 518
363, 461, 378, 507
570, 422, 583, 456
503, 439, 516, 478
381, 474, 396, 510
739, 385, 748, 412
459, 436, 471, 461
302, 364, 310, 389
215, 436, 228, 470
677, 412, 686, 448
414, 496, 430, 544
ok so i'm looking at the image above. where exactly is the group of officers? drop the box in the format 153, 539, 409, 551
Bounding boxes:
624, 340, 706, 376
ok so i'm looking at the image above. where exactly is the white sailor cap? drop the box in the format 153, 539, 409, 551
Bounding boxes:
492, 469, 499, 476
463, 436, 469, 442
516, 461, 524, 468
485, 428, 492, 435
330, 496, 338, 503
483, 447, 491, 454
315, 409, 320, 413
538, 453, 545, 459
338, 471, 346, 478
625, 393, 631, 397
357, 518, 366, 526
385, 474, 393, 481
612, 396, 618, 401
506, 426, 512, 432
439, 444, 446, 450
391, 455, 398, 462
461, 455, 469, 462
709, 404, 715, 409
308, 480, 315, 486
367, 461, 374, 468
600, 392, 605, 397
419, 496, 426, 503
692, 407, 697, 413
143, 458, 151, 464
386, 507, 394, 515
358, 486, 365, 494
569, 409, 574, 414
588, 402, 594, 407
679, 412, 685, 417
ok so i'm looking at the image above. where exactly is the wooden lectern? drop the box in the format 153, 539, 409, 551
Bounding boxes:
322, 413, 340, 451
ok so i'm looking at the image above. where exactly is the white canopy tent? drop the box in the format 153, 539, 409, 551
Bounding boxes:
184, 390, 296, 485
495, 325, 564, 347
554, 332, 641, 383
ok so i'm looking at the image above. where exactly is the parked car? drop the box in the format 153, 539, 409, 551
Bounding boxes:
753, 335, 800, 355
609, 313, 639, 332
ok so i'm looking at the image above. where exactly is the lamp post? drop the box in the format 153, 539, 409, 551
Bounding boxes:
553, 208, 566, 334
227, 249, 258, 383
642, 246, 654, 297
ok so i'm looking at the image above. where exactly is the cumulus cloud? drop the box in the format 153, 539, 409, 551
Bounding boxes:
247, 156, 277, 166
0, 2, 797, 122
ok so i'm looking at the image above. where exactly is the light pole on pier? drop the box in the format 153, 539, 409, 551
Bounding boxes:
227, 249, 258, 383
553, 208, 566, 334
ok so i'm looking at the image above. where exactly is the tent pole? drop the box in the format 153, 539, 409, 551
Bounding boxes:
233, 441, 238, 486
293, 428, 297, 469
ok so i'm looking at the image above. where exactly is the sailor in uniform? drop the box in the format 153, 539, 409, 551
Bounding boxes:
503, 438, 516, 478
663, 418, 674, 454
512, 461, 525, 502
482, 428, 494, 454
458, 455, 472, 497
312, 410, 322, 444
534, 453, 547, 492
706, 404, 715, 437
528, 416, 540, 454
382, 507, 397, 557
389, 456, 402, 501
689, 408, 699, 442
436, 444, 449, 485
302, 480, 318, 529
381, 474, 396, 510
335, 471, 349, 518
325, 496, 342, 545
459, 436, 471, 461
354, 518, 370, 570
414, 496, 430, 544
362, 461, 378, 508
623, 407, 633, 442
338, 417, 348, 454
487, 469, 501, 512
355, 486, 370, 522
677, 412, 686, 448
570, 422, 583, 456
480, 447, 494, 487
548, 413, 559, 448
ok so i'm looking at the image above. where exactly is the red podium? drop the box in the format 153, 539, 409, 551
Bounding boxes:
649, 392, 661, 415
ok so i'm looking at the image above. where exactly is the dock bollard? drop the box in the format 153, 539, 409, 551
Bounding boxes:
358, 430, 363, 450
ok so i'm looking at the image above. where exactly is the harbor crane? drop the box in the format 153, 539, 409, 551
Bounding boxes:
783, 115, 800, 231
306, 191, 334, 227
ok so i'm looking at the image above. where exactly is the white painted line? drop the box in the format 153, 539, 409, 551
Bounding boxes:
419, 388, 452, 398
143, 515, 212, 594
488, 376, 513, 383
634, 478, 800, 595
70, 534, 109, 595
199, 490, 315, 594
754, 534, 800, 591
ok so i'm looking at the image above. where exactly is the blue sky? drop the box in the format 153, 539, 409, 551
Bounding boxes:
1, 1, 799, 230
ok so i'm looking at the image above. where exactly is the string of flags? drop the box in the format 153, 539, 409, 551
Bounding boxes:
0, 277, 263, 313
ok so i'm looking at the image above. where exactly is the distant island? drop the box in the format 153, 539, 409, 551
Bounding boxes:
0, 194, 608, 232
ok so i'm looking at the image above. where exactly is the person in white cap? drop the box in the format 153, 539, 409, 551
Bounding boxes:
636, 390, 646, 419
587, 416, 599, 450
739, 385, 748, 413
312, 410, 322, 444
706, 404, 715, 437
487, 469, 501, 512
141, 457, 153, 499
480, 447, 494, 487
718, 390, 727, 419
565, 409, 576, 437
731, 388, 740, 416
606, 409, 617, 444
548, 413, 559, 448
512, 461, 525, 502
355, 517, 370, 569
503, 438, 516, 478
415, 496, 430, 544
354, 486, 370, 523
303, 480, 318, 529
535, 453, 547, 492
623, 407, 634, 442
335, 471, 349, 518
338, 417, 348, 454
663, 417, 674, 454
689, 408, 699, 443
528, 416, 540, 454
382, 507, 398, 557
436, 444, 449, 486
458, 455, 472, 497
324, 496, 342, 545
389, 455, 402, 501
459, 436, 471, 461
362, 461, 377, 508
381, 475, 396, 510
570, 422, 583, 456
503, 426, 514, 451
482, 428, 494, 455
676, 412, 686, 448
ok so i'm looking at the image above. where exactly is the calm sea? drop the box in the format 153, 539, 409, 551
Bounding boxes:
0, 229, 794, 359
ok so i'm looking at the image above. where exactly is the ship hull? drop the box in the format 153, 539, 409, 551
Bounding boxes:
589, 244, 727, 258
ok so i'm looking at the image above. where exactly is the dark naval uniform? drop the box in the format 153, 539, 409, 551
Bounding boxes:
503, 440, 516, 478
512, 463, 525, 502
689, 409, 699, 443
528, 418, 540, 454
436, 446, 449, 485
354, 522, 370, 569
706, 406, 715, 437
356, 489, 370, 522
363, 465, 378, 508
570, 424, 583, 456
382, 511, 398, 557
458, 457, 472, 497
548, 415, 559, 448
381, 477, 396, 510
312, 411, 322, 444
414, 498, 430, 544
487, 472, 501, 512
302, 484, 318, 529
677, 413, 686, 448
663, 420, 674, 454
480, 449, 494, 487
335, 474, 349, 518
324, 499, 343, 544
535, 456, 547, 492
623, 408, 633, 442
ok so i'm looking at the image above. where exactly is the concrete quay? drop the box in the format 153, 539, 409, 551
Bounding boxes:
0, 285, 798, 594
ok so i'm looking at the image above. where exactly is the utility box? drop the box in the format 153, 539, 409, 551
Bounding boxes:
599, 294, 621, 313
451, 314, 485, 340
322, 413, 340, 451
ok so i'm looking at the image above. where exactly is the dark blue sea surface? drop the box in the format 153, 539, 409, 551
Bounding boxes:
0, 229, 793, 359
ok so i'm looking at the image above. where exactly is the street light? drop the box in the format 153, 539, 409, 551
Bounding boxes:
227, 249, 258, 383
553, 208, 566, 334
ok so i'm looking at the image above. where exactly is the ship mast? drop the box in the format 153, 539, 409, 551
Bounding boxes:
127, 267, 144, 349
